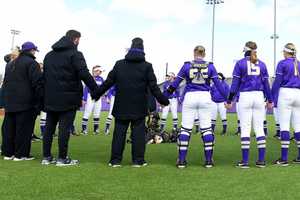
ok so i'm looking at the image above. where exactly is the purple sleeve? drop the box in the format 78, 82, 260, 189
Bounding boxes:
212, 77, 227, 99
209, 63, 218, 79
82, 86, 88, 101
261, 63, 272, 102
171, 63, 188, 89
271, 62, 284, 106
232, 61, 242, 78
224, 82, 230, 97
227, 76, 241, 103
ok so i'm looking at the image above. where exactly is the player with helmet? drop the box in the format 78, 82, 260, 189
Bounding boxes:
272, 43, 300, 166
226, 41, 273, 168
166, 45, 227, 168
210, 72, 229, 135
160, 72, 180, 131
81, 65, 104, 135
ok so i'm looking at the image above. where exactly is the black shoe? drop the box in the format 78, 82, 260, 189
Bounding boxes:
236, 161, 250, 169
204, 161, 214, 168
221, 131, 226, 136
176, 160, 187, 169
255, 161, 266, 168
273, 159, 289, 167
108, 161, 122, 168
56, 157, 79, 167
292, 158, 300, 164
235, 131, 240, 136
41, 156, 57, 165
132, 160, 148, 168
32, 134, 41, 142
273, 134, 281, 140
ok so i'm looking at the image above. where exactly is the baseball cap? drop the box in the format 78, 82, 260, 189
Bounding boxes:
21, 42, 39, 52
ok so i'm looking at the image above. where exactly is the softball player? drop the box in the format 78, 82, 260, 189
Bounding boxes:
40, 111, 47, 136
226, 41, 273, 168
104, 86, 116, 135
160, 72, 180, 131
167, 45, 226, 168
210, 73, 229, 135
234, 93, 241, 136
81, 65, 104, 135
272, 43, 300, 166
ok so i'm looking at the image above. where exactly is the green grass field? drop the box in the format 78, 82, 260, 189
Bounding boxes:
0, 112, 300, 200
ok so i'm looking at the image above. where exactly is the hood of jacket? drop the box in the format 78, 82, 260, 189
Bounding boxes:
125, 50, 145, 62
52, 36, 77, 51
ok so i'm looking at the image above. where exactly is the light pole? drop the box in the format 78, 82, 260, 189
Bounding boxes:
206, 0, 224, 62
270, 0, 279, 75
10, 29, 21, 50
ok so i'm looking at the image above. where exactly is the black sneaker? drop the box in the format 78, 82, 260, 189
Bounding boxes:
292, 158, 300, 164
204, 161, 214, 168
255, 161, 266, 168
273, 134, 281, 140
56, 157, 79, 167
236, 161, 250, 169
273, 159, 289, 167
132, 160, 148, 168
32, 134, 41, 142
108, 161, 122, 168
176, 160, 187, 169
94, 129, 100, 135
41, 156, 57, 165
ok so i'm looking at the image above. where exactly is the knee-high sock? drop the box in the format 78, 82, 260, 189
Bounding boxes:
241, 137, 250, 163
294, 132, 300, 159
237, 120, 241, 133
177, 127, 192, 161
275, 123, 280, 137
263, 120, 268, 136
82, 118, 88, 132
222, 119, 227, 133
280, 131, 290, 161
173, 118, 178, 130
105, 117, 113, 132
257, 136, 266, 162
201, 127, 214, 162
93, 118, 99, 132
40, 118, 46, 136
211, 120, 216, 132
160, 118, 166, 131
194, 118, 200, 133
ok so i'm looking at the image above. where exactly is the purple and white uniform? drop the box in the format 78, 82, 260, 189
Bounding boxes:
210, 80, 229, 133
169, 59, 226, 164
160, 80, 180, 131
81, 76, 104, 134
105, 85, 116, 135
228, 56, 272, 164
272, 57, 300, 162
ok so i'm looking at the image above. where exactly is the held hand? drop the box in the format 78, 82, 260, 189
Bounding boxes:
106, 98, 111, 104
82, 100, 86, 107
266, 102, 273, 109
225, 102, 232, 110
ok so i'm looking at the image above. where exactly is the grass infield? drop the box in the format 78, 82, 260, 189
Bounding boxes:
0, 112, 299, 200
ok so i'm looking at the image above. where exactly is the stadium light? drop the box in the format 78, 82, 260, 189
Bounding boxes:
270, 0, 279, 75
10, 29, 21, 51
206, 0, 224, 62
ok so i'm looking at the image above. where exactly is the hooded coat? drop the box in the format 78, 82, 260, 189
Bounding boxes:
43, 36, 98, 111
95, 50, 169, 120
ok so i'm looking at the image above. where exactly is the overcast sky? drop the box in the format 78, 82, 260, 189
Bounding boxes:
1, 0, 299, 82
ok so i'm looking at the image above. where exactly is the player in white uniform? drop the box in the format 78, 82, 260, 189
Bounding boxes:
166, 46, 227, 168
160, 72, 180, 131
226, 41, 273, 168
81, 66, 104, 135
104, 86, 116, 135
272, 43, 300, 166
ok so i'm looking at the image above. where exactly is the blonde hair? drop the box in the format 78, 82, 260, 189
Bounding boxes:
285, 43, 299, 76
10, 47, 20, 60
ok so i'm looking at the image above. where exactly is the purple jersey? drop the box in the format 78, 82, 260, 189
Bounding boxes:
172, 60, 218, 92
276, 58, 300, 88
232, 57, 269, 92
83, 76, 104, 101
163, 80, 179, 99
210, 80, 229, 103
271, 57, 300, 106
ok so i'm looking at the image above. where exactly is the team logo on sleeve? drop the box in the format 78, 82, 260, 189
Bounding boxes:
189, 62, 209, 84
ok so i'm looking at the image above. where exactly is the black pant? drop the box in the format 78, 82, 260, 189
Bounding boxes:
110, 118, 146, 163
1, 109, 36, 158
43, 110, 76, 159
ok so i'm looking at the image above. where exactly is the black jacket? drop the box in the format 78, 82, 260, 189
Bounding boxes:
43, 36, 98, 111
95, 50, 169, 120
2, 51, 43, 113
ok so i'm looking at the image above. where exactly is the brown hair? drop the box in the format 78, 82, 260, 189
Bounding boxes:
194, 45, 205, 57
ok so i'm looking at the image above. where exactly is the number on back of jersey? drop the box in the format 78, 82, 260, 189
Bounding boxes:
189, 63, 208, 84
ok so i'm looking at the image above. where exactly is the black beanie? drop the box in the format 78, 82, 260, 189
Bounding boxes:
4, 54, 11, 63
130, 37, 144, 51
